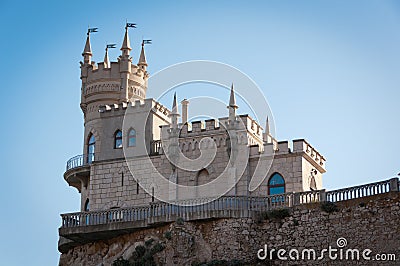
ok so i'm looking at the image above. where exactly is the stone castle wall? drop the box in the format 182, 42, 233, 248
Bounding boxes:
87, 140, 321, 212
60, 192, 400, 265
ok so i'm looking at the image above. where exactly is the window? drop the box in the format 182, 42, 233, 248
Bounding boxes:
196, 169, 209, 186
84, 199, 90, 225
84, 199, 90, 212
268, 173, 285, 195
128, 129, 136, 147
87, 134, 95, 163
114, 130, 122, 149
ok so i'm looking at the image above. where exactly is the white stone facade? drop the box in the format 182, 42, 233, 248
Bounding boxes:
65, 26, 327, 212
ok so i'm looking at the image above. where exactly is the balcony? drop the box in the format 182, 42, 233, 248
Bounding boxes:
149, 140, 162, 156
64, 154, 94, 192
58, 178, 400, 253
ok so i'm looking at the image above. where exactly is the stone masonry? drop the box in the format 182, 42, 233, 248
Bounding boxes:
59, 192, 400, 265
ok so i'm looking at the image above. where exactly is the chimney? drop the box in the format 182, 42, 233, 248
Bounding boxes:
181, 99, 189, 124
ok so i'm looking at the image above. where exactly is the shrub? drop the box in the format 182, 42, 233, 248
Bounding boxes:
321, 201, 338, 213
176, 217, 185, 225
112, 258, 131, 266
135, 245, 146, 257
266, 208, 290, 220
145, 238, 154, 246
293, 219, 299, 226
164, 230, 172, 240
151, 242, 165, 253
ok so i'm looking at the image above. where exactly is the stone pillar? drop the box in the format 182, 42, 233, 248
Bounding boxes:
389, 178, 399, 192
181, 99, 189, 124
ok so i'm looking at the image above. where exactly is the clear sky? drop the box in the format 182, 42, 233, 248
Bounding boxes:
0, 1, 399, 265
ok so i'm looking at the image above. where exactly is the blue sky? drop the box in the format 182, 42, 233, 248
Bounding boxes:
0, 1, 399, 265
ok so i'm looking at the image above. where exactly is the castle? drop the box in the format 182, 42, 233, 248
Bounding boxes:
65, 25, 326, 213
59, 24, 326, 258
59, 24, 400, 266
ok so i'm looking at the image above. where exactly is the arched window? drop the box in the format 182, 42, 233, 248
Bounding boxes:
128, 129, 136, 147
268, 173, 285, 195
114, 130, 122, 149
196, 169, 209, 186
84, 199, 90, 212
87, 134, 96, 163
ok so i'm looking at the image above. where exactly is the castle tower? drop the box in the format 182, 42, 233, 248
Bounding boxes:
80, 24, 149, 123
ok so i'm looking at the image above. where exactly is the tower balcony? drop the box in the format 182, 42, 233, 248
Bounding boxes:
64, 154, 94, 192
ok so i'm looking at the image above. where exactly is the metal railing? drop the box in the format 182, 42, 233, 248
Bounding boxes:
66, 153, 95, 171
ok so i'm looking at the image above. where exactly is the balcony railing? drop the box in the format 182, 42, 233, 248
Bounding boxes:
60, 178, 400, 229
326, 178, 397, 202
61, 190, 323, 228
66, 153, 95, 171
150, 140, 162, 155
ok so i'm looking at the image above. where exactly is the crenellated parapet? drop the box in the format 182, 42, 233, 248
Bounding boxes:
98, 98, 171, 124
248, 139, 326, 174
293, 139, 326, 172
82, 61, 148, 89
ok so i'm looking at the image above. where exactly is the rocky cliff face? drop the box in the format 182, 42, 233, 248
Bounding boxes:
59, 192, 400, 265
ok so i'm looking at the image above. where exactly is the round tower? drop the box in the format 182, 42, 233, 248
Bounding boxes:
79, 25, 149, 159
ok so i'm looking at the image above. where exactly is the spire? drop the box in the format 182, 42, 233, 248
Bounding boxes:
103, 44, 116, 68
83, 34, 92, 56
169, 92, 180, 129
265, 116, 270, 135
172, 92, 179, 115
227, 83, 238, 122
82, 32, 93, 64
120, 24, 132, 57
138, 41, 147, 66
104, 46, 110, 68
228, 83, 238, 109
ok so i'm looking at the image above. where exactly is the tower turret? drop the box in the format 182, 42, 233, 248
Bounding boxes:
80, 23, 149, 123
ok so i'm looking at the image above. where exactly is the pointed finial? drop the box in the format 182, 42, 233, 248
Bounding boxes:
172, 92, 179, 115
104, 46, 110, 68
103, 44, 116, 68
83, 35, 92, 55
169, 92, 180, 129
138, 40, 151, 66
82, 28, 97, 63
121, 23, 135, 56
228, 83, 238, 109
227, 83, 238, 122
265, 116, 270, 135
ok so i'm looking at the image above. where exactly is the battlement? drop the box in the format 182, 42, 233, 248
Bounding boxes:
99, 98, 171, 121
82, 61, 147, 94
247, 139, 326, 172
162, 114, 264, 138
85, 61, 146, 82
293, 139, 326, 171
